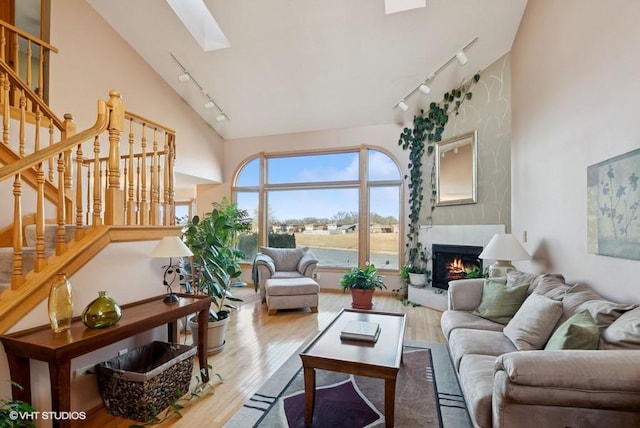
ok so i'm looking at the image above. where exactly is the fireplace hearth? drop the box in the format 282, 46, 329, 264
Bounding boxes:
432, 244, 483, 290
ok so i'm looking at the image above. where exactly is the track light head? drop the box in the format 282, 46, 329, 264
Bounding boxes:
204, 101, 215, 109
455, 51, 468, 66
216, 113, 227, 122
397, 100, 409, 112
418, 83, 431, 95
178, 72, 190, 82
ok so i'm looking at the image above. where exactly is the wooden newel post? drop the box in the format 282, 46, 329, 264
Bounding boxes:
105, 90, 124, 225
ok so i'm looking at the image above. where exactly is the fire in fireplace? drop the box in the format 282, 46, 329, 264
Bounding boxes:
432, 244, 483, 290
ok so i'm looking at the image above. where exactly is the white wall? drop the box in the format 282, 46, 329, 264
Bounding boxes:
0, 241, 170, 421
511, 1, 640, 303
48, 0, 224, 188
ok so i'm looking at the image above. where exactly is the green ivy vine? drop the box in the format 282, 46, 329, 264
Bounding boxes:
398, 73, 481, 269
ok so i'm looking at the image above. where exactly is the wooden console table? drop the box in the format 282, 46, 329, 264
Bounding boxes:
0, 293, 211, 428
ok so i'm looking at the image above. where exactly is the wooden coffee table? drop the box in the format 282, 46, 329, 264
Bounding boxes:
299, 308, 406, 427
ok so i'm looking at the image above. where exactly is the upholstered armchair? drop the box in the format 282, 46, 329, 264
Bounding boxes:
252, 246, 318, 300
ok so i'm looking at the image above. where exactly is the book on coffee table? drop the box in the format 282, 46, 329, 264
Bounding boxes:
340, 320, 380, 342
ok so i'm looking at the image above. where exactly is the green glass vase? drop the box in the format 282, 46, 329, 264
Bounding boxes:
48, 273, 73, 333
81, 291, 122, 329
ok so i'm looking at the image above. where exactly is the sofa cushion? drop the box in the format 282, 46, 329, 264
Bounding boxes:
448, 328, 516, 370
440, 310, 503, 339
259, 246, 309, 271
531, 274, 571, 300
472, 281, 529, 325
458, 354, 496, 428
601, 307, 640, 349
504, 293, 563, 350
545, 310, 599, 350
272, 271, 305, 280
560, 283, 637, 328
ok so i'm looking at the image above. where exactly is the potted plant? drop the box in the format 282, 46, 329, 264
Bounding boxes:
183, 199, 252, 354
403, 245, 431, 288
339, 264, 386, 310
0, 383, 36, 427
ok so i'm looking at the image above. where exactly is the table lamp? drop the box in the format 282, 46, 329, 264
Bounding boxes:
151, 236, 193, 303
478, 234, 530, 278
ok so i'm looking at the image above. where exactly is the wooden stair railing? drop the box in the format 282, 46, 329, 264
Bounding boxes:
0, 88, 177, 290
0, 18, 58, 104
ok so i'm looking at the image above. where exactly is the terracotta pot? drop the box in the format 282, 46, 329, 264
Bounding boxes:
350, 289, 374, 310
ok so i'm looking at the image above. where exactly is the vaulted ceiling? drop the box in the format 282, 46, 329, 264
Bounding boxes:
87, 0, 527, 140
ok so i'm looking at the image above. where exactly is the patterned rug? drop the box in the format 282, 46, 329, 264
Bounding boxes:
225, 341, 471, 428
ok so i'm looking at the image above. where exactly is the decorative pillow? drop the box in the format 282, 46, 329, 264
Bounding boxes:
259, 247, 309, 271
560, 283, 638, 328
504, 293, 563, 350
506, 270, 537, 292
601, 307, 640, 349
532, 274, 570, 301
545, 310, 599, 350
471, 280, 529, 325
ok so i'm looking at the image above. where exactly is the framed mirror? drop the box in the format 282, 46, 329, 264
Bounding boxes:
435, 130, 477, 206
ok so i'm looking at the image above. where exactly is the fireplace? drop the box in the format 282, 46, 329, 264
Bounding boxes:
431, 244, 483, 290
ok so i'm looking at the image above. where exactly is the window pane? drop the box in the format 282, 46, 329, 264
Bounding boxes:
236, 192, 259, 262
369, 186, 400, 269
267, 188, 358, 267
368, 149, 401, 181
174, 202, 191, 225
267, 153, 359, 184
236, 158, 260, 187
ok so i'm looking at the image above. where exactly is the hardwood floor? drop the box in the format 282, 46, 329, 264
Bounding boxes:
84, 288, 446, 427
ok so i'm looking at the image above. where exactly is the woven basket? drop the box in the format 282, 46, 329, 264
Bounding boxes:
96, 341, 196, 422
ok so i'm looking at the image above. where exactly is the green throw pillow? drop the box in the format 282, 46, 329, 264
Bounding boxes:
545, 310, 599, 350
472, 281, 529, 325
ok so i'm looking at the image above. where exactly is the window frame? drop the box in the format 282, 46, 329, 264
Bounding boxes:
232, 146, 403, 272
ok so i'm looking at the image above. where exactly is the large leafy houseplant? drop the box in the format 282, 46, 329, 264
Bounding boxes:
182, 198, 252, 321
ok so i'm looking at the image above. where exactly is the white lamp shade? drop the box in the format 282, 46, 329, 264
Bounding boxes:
398, 100, 409, 111
151, 236, 193, 258
478, 234, 529, 262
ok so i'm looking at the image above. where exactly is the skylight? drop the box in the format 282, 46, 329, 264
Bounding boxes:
166, 0, 230, 51
384, 0, 426, 15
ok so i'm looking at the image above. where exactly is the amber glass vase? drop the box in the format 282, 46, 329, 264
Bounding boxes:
48, 273, 73, 333
81, 291, 122, 329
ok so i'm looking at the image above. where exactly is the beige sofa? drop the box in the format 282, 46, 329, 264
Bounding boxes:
441, 272, 640, 428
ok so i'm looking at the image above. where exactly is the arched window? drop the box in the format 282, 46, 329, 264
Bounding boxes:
233, 148, 402, 270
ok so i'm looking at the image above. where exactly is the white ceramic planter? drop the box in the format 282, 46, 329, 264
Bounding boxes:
188, 315, 230, 354
408, 273, 428, 287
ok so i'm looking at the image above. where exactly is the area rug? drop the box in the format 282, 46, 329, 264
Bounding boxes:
225, 341, 471, 428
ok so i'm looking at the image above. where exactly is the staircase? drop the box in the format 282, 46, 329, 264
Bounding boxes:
0, 20, 181, 333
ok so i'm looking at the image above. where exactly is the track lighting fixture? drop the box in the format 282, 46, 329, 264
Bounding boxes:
455, 51, 469, 66
418, 83, 431, 95
170, 52, 230, 121
394, 37, 478, 110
